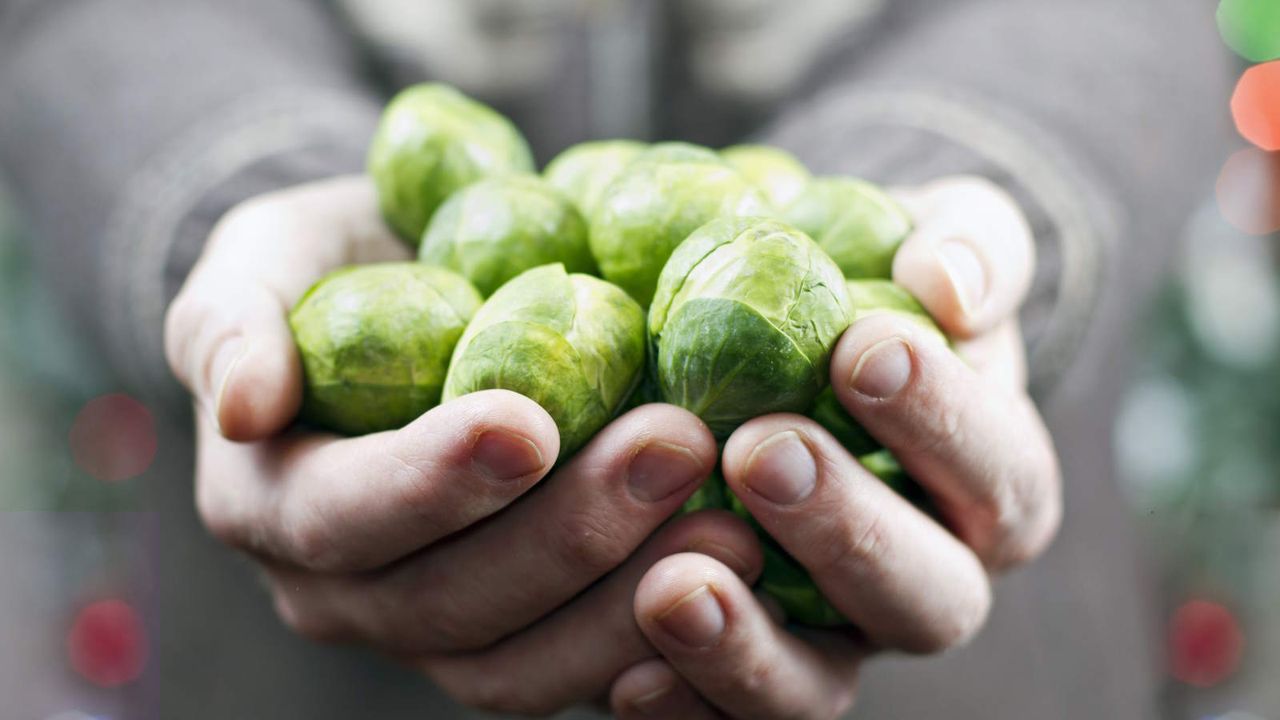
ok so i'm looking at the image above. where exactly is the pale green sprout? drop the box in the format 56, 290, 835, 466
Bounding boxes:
543, 140, 646, 217
649, 216, 852, 437
590, 144, 771, 306
368, 83, 534, 244
289, 263, 482, 435
420, 174, 595, 297
443, 264, 646, 459
721, 144, 812, 209
784, 177, 912, 279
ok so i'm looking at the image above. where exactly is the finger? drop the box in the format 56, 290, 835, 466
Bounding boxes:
955, 318, 1027, 392
611, 660, 723, 720
165, 176, 405, 440
832, 313, 1061, 568
195, 389, 558, 572
412, 512, 762, 717
722, 414, 992, 653
891, 176, 1034, 339
634, 554, 864, 720
266, 404, 717, 653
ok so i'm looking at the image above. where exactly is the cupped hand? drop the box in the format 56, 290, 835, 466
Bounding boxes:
610, 176, 1062, 720
165, 177, 761, 715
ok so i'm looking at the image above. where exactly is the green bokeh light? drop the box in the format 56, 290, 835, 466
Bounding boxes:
1218, 0, 1280, 63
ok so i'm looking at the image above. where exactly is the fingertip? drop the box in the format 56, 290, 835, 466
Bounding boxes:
430, 389, 561, 476
615, 403, 719, 473
892, 235, 986, 338
611, 660, 711, 720
217, 330, 304, 442
634, 553, 740, 635
830, 313, 951, 407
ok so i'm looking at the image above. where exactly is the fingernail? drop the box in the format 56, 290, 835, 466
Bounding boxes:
849, 338, 913, 399
689, 540, 751, 578
628, 441, 704, 502
209, 336, 246, 424
938, 239, 986, 315
472, 430, 545, 481
743, 431, 816, 505
629, 683, 674, 715
656, 585, 725, 648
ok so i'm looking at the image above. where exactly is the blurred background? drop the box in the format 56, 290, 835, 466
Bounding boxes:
2, 1, 1279, 719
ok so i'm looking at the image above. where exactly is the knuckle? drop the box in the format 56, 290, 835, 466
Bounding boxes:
272, 592, 345, 644
813, 505, 892, 586
194, 470, 245, 548
912, 579, 991, 655
550, 507, 631, 576
905, 392, 965, 458
281, 503, 343, 571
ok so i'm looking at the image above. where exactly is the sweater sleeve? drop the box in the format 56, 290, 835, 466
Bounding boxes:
759, 0, 1234, 398
0, 0, 385, 405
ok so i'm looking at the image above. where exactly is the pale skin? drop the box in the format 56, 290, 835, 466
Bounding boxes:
165, 174, 1060, 719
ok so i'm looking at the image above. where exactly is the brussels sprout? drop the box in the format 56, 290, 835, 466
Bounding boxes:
419, 175, 595, 296
633, 141, 723, 165
443, 263, 646, 459
783, 177, 912, 279
846, 279, 947, 342
590, 150, 770, 306
721, 144, 812, 209
290, 263, 482, 435
543, 140, 647, 216
680, 468, 727, 514
368, 83, 535, 244
649, 217, 853, 437
810, 387, 880, 456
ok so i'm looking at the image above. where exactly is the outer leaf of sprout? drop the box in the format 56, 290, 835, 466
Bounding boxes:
368, 83, 534, 244
442, 264, 646, 459
290, 263, 482, 435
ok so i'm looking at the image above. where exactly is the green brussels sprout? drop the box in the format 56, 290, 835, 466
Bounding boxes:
289, 263, 482, 435
590, 150, 771, 306
810, 387, 880, 456
721, 144, 812, 209
783, 177, 912, 279
680, 468, 728, 514
368, 83, 535, 244
442, 263, 646, 459
543, 140, 647, 217
649, 217, 853, 437
419, 175, 595, 296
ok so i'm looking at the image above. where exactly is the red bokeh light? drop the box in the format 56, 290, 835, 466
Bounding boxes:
68, 393, 157, 482
67, 599, 148, 688
1232, 62, 1280, 151
1169, 599, 1244, 688
1215, 146, 1280, 235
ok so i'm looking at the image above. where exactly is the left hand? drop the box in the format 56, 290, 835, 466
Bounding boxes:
607, 176, 1062, 719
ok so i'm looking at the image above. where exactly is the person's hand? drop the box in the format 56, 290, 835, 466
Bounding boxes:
164, 176, 765, 714
608, 176, 1062, 719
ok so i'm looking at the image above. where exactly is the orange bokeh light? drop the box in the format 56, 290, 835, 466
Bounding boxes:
1232, 61, 1280, 151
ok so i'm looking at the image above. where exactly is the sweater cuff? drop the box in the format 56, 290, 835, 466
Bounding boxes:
100, 87, 380, 405
761, 83, 1123, 399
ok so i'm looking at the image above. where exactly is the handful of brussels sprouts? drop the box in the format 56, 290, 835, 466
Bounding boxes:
289, 83, 938, 627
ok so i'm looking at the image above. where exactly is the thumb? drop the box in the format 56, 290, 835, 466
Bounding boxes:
165, 278, 303, 442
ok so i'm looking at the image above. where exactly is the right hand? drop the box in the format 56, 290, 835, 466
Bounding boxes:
164, 176, 761, 714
